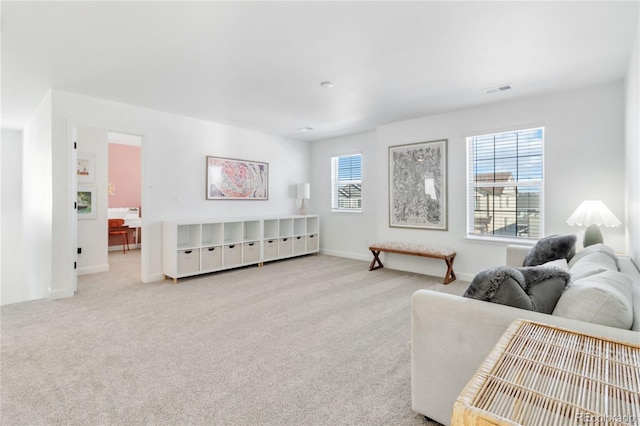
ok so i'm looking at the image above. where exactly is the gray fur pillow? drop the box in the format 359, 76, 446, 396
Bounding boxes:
523, 234, 577, 266
464, 265, 571, 313
463, 266, 532, 310
518, 266, 571, 314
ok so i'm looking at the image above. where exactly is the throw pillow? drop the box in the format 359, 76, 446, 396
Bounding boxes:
464, 266, 570, 313
569, 251, 618, 281
463, 266, 533, 310
523, 234, 577, 266
517, 266, 571, 314
552, 271, 634, 330
568, 243, 619, 270
542, 258, 569, 270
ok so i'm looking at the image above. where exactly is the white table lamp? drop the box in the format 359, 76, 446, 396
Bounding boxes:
566, 200, 621, 247
297, 183, 310, 215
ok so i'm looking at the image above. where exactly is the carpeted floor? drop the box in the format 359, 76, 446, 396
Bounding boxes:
1, 251, 468, 425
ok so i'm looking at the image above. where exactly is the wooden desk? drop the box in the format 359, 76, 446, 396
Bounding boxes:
452, 320, 640, 426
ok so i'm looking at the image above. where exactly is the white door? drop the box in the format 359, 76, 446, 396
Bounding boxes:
71, 122, 78, 293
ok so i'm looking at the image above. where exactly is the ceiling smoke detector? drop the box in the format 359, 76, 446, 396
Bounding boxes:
483, 84, 512, 94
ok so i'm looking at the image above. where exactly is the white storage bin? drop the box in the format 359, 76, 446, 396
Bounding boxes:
177, 248, 200, 275
264, 239, 278, 260
202, 246, 222, 270
223, 244, 242, 267
279, 238, 292, 257
307, 234, 318, 252
293, 236, 305, 254
243, 242, 260, 264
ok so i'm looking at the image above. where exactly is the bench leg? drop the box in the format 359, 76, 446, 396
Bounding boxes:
369, 250, 384, 271
443, 256, 456, 284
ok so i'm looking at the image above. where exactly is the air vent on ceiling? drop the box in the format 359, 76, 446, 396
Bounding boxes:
483, 84, 512, 95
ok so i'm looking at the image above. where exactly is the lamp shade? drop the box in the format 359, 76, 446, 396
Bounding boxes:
566, 200, 621, 228
297, 183, 310, 199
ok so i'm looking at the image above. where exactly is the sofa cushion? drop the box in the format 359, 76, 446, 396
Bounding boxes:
552, 270, 634, 330
523, 234, 577, 266
464, 266, 570, 313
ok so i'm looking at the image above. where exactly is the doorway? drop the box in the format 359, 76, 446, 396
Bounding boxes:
107, 132, 143, 266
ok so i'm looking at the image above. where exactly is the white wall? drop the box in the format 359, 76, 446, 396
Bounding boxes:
310, 131, 377, 260
1, 129, 25, 305
313, 81, 627, 281
20, 91, 53, 303
48, 90, 310, 296
625, 28, 640, 267
77, 126, 109, 275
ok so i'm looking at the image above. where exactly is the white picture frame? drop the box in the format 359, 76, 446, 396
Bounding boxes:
389, 139, 448, 230
77, 152, 95, 183
77, 186, 97, 220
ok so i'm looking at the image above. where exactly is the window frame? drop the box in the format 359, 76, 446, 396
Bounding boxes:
330, 153, 363, 214
466, 126, 545, 241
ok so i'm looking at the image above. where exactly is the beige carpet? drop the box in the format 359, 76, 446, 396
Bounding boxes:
1, 251, 468, 425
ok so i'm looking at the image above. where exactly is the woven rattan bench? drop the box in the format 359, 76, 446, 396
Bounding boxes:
368, 242, 456, 284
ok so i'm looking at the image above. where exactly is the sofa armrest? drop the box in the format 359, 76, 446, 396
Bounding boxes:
506, 245, 530, 267
410, 290, 639, 425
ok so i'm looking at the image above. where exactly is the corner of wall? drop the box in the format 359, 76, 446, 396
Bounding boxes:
625, 26, 640, 265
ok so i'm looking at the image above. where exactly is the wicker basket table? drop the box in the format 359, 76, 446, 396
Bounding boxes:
452, 320, 640, 426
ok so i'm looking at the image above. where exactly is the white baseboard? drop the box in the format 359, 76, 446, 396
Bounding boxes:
146, 272, 167, 283
320, 249, 371, 262
108, 245, 140, 252
77, 264, 109, 276
48, 287, 74, 300
320, 249, 473, 283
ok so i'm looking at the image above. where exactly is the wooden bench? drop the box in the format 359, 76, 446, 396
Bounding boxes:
368, 242, 457, 284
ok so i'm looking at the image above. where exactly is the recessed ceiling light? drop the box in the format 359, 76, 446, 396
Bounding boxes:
320, 81, 334, 88
297, 127, 314, 132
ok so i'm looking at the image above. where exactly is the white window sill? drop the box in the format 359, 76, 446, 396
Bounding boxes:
465, 235, 537, 246
331, 209, 362, 215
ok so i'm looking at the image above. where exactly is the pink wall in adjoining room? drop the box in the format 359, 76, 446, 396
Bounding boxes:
108, 143, 141, 208
108, 143, 141, 248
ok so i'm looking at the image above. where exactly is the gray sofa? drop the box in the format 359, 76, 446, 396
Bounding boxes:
411, 244, 640, 425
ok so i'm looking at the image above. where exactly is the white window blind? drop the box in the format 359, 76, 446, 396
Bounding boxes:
467, 127, 544, 239
331, 154, 362, 212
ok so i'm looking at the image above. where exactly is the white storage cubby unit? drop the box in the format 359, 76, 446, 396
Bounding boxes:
163, 215, 319, 282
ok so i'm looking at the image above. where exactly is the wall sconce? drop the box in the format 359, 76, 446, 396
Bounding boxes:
297, 183, 310, 215
566, 200, 621, 247
107, 183, 115, 197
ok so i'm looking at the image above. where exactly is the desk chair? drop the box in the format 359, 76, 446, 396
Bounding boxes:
108, 219, 130, 254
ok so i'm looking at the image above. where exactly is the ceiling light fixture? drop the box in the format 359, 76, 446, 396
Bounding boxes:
297, 127, 314, 132
483, 84, 512, 95
320, 81, 334, 88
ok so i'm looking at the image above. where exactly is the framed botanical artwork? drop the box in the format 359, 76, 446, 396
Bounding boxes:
206, 156, 268, 200
389, 139, 448, 230
76, 153, 95, 183
77, 186, 97, 219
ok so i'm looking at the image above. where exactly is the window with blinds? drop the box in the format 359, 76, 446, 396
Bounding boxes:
331, 154, 362, 212
467, 127, 544, 239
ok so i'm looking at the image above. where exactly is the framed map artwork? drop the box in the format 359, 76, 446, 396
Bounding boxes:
389, 139, 447, 230
206, 156, 268, 200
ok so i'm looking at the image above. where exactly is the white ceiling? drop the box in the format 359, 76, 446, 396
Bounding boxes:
2, 1, 639, 141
